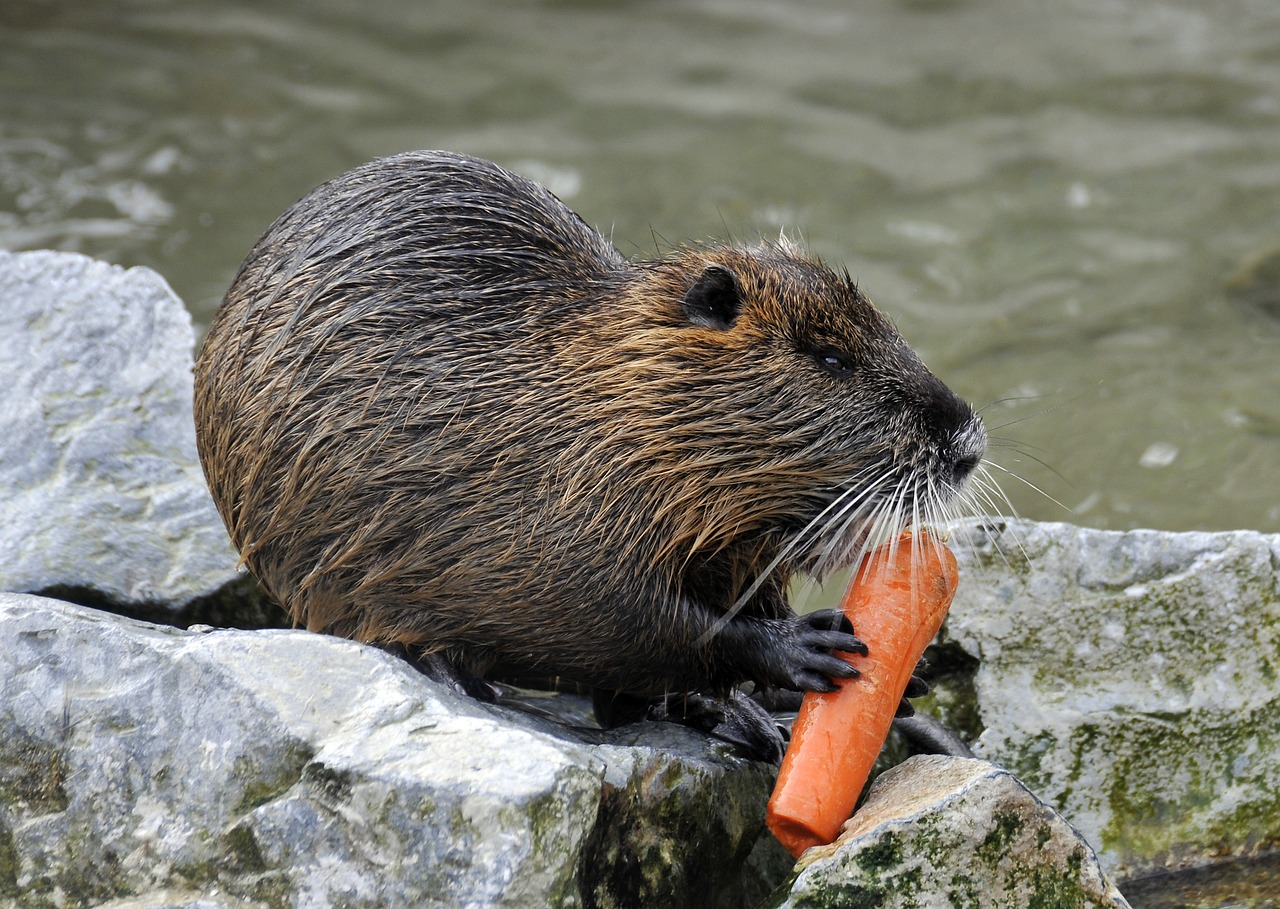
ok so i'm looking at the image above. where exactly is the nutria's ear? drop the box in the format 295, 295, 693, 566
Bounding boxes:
682, 265, 742, 330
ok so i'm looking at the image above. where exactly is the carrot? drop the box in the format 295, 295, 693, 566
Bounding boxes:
766, 530, 959, 858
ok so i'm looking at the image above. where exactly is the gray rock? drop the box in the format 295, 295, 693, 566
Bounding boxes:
944, 519, 1280, 879
776, 755, 1131, 908
94, 892, 266, 909
0, 250, 241, 609
0, 592, 786, 909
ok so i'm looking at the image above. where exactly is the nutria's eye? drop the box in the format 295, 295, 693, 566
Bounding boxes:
814, 348, 857, 379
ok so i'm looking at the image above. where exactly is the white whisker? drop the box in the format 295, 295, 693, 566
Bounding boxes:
982, 460, 1069, 512
693, 463, 893, 646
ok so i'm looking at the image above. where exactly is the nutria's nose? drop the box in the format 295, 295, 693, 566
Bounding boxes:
921, 377, 986, 486
949, 417, 987, 486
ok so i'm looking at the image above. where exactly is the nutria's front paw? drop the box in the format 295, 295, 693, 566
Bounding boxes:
774, 608, 867, 693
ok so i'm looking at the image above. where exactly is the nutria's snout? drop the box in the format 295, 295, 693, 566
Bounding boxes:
193, 150, 990, 741
928, 384, 987, 490
948, 414, 988, 489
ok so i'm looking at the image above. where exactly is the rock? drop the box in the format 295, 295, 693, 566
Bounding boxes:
943, 519, 1280, 881
0, 592, 788, 909
775, 755, 1131, 908
0, 250, 242, 613
94, 893, 263, 909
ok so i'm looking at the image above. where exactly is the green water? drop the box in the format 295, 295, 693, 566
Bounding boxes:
3, 0, 1280, 534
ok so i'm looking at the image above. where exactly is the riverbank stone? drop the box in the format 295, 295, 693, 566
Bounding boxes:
774, 755, 1131, 908
5, 250, 1274, 904
942, 519, 1280, 881
0, 592, 788, 909
0, 250, 243, 615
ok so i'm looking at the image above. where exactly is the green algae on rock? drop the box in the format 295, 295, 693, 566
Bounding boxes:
944, 520, 1280, 879
771, 756, 1130, 909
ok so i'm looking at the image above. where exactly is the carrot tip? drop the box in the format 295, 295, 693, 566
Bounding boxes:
766, 812, 828, 859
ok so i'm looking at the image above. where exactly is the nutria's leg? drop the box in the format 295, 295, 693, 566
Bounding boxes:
581, 603, 868, 764
893, 714, 975, 758
591, 688, 650, 728
379, 642, 500, 702
687, 608, 864, 764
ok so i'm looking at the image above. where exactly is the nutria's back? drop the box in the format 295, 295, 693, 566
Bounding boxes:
195, 150, 986, 701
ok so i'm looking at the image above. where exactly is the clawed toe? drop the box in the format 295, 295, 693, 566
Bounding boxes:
800, 608, 868, 656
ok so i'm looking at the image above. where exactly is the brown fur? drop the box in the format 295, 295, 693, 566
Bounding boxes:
194, 151, 985, 699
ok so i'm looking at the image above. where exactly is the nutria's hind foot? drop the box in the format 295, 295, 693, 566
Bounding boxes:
590, 687, 786, 763
380, 642, 500, 702
904, 673, 929, 699
651, 689, 788, 765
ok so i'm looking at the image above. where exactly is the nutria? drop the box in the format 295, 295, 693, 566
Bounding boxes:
194, 150, 986, 752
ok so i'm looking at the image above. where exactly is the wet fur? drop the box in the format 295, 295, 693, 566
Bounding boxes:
194, 151, 986, 700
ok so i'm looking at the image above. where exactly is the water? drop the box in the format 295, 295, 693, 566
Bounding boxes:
3, 0, 1280, 536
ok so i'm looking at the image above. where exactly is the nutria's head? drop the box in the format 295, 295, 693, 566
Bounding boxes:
568, 240, 987, 589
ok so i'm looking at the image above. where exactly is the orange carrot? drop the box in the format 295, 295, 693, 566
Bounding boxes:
766, 530, 959, 858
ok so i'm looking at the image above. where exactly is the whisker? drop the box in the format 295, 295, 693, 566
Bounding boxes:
983, 460, 1071, 512
966, 468, 1013, 518
956, 463, 1032, 568
973, 391, 1059, 418
985, 443, 1072, 489
972, 474, 1021, 531
818, 466, 902, 573
693, 465, 893, 646
846, 471, 908, 581
979, 386, 1091, 435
